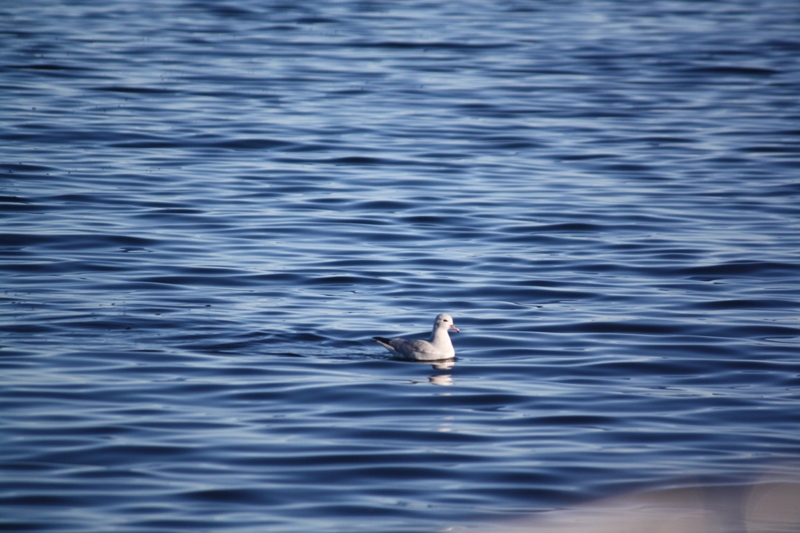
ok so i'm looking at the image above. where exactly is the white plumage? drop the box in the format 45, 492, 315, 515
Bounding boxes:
374, 313, 460, 361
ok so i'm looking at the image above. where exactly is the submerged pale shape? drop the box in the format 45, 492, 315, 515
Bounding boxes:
484, 471, 800, 533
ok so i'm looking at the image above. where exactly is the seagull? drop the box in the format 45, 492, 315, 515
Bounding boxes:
374, 313, 460, 361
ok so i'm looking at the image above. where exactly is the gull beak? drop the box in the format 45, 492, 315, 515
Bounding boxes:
450, 324, 460, 333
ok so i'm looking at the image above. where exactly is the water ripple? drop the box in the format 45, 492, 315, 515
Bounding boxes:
2, 0, 799, 531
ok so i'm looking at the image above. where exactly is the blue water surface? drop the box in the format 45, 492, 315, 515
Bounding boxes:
2, 1, 799, 531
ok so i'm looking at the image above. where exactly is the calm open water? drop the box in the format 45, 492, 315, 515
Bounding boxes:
2, 1, 800, 532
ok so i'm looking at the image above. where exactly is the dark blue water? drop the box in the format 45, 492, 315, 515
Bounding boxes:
2, 1, 800, 531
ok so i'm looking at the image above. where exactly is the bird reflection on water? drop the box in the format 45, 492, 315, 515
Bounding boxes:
429, 359, 454, 386
398, 357, 455, 386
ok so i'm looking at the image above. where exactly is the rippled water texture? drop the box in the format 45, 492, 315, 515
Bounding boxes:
2, 1, 800, 531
